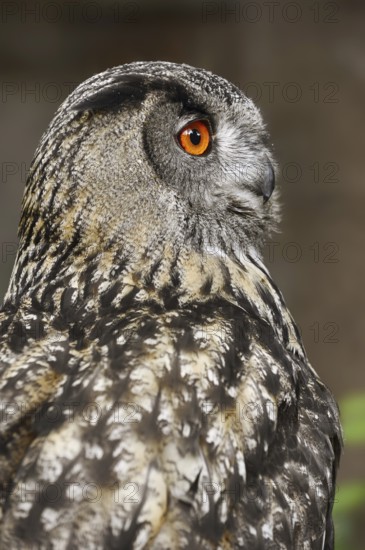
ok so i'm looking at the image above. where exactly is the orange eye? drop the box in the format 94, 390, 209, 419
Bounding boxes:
177, 120, 211, 156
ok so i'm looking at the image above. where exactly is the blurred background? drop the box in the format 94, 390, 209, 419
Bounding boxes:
0, 0, 364, 546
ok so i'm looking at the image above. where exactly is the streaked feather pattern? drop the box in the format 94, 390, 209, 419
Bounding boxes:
0, 62, 341, 549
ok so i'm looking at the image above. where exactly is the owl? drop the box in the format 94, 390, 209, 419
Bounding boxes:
0, 62, 342, 549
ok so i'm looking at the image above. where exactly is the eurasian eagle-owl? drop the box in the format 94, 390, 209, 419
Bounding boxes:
0, 62, 342, 549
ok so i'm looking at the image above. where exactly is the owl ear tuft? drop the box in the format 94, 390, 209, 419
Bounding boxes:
72, 73, 201, 113
72, 73, 148, 112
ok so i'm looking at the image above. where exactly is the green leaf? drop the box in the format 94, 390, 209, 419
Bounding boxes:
333, 482, 365, 516
340, 393, 365, 445
334, 483, 365, 550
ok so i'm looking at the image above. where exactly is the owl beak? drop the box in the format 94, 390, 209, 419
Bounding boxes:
261, 161, 275, 203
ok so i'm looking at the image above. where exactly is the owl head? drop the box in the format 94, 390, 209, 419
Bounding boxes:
11, 62, 279, 302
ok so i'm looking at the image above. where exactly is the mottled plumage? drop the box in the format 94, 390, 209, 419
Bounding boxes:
0, 62, 341, 549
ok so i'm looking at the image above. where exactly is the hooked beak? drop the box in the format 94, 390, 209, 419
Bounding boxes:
261, 160, 275, 203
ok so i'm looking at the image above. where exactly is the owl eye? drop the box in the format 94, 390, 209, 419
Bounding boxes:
177, 120, 211, 156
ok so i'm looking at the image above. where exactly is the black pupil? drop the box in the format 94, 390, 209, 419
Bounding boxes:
189, 128, 201, 146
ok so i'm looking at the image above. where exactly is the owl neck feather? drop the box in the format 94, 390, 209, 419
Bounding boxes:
4, 235, 304, 361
